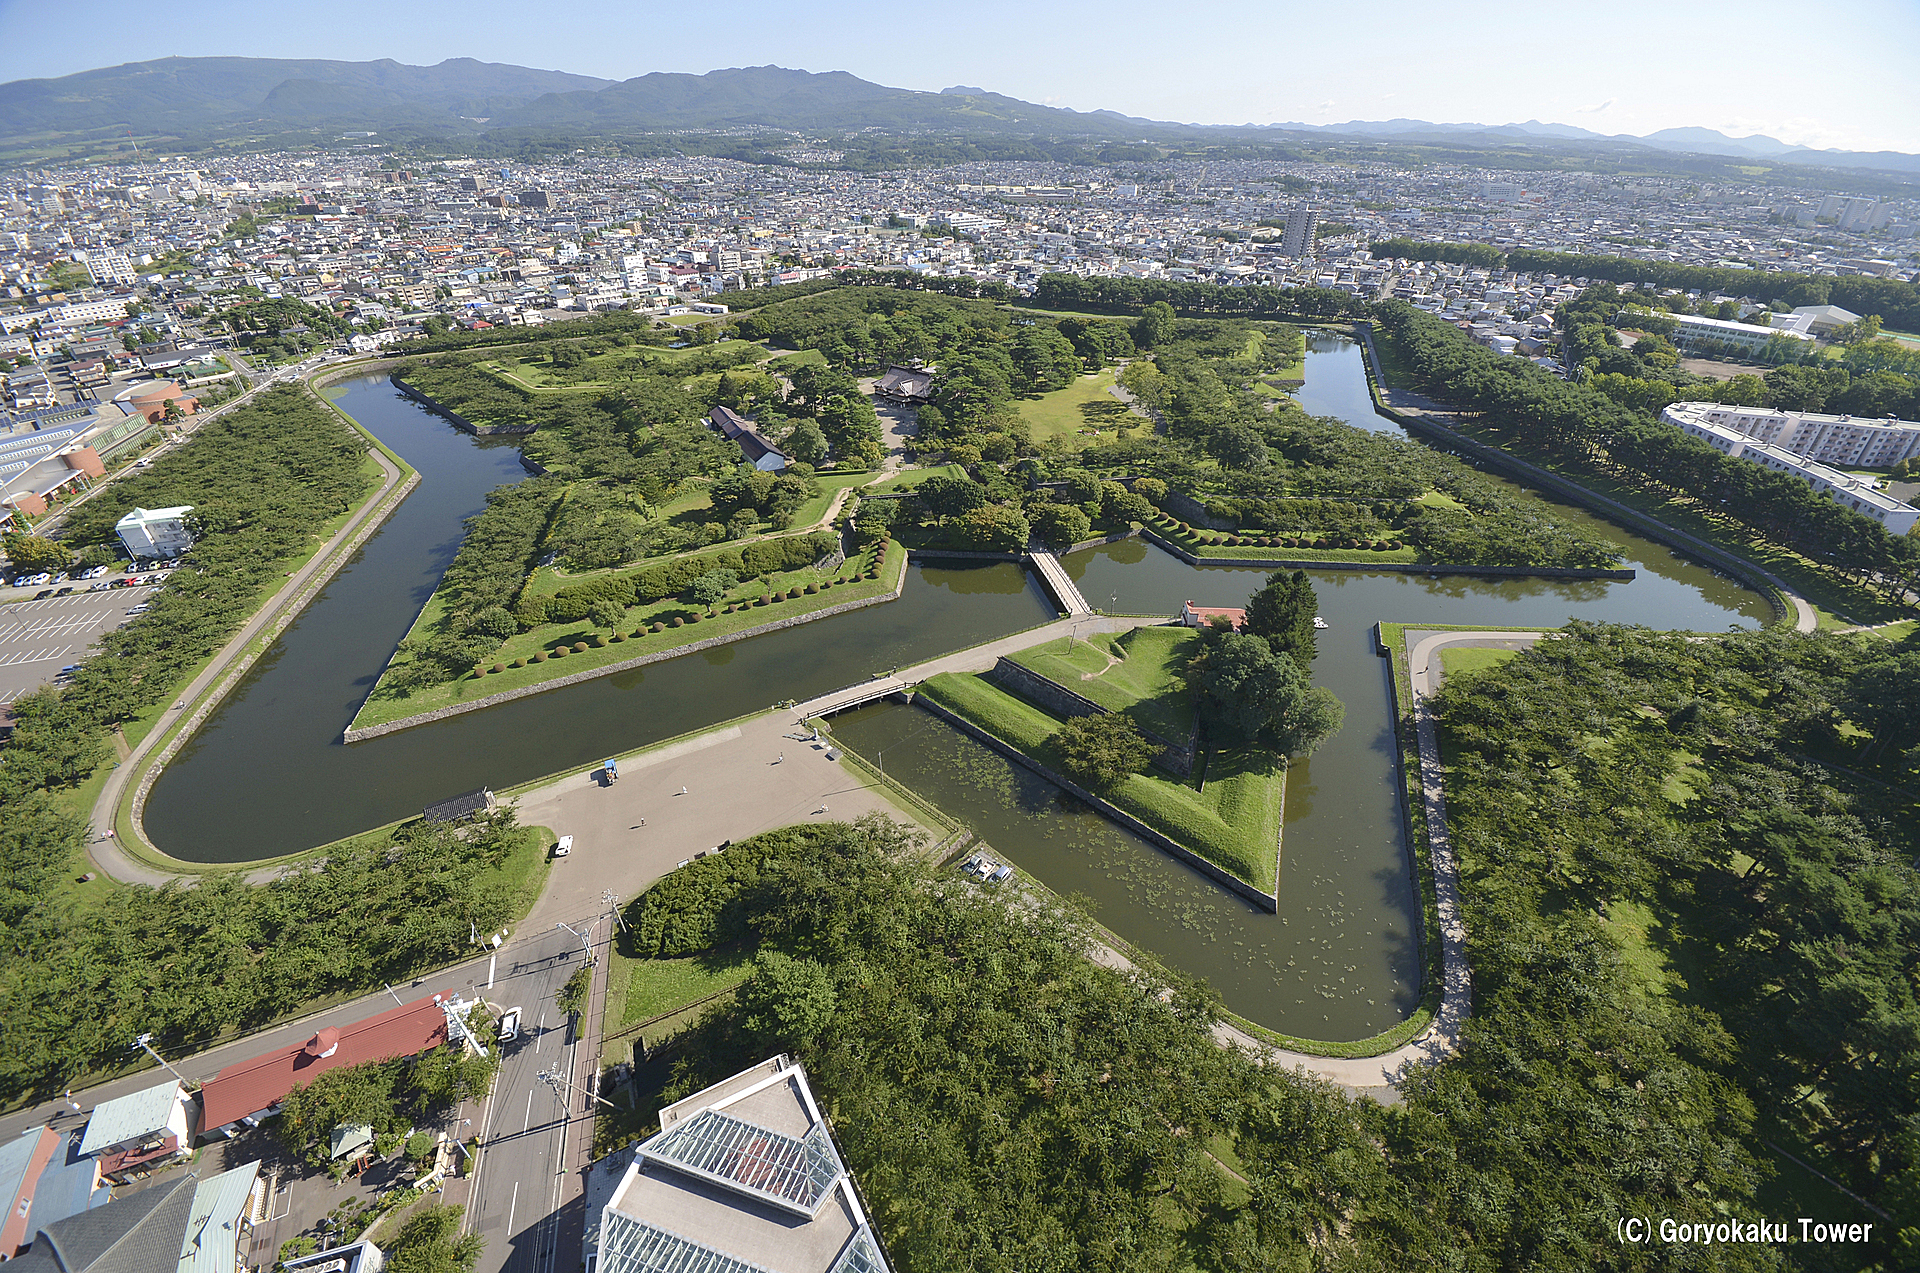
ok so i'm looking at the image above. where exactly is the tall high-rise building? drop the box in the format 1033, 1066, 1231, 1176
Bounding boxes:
1281, 202, 1318, 257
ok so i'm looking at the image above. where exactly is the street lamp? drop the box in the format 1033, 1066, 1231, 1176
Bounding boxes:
131, 1034, 193, 1089
555, 920, 592, 959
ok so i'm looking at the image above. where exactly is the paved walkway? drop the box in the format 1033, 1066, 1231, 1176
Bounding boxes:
86, 425, 410, 885
1198, 628, 1546, 1099
1027, 548, 1094, 616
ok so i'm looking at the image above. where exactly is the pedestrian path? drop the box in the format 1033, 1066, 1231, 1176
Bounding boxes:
1027, 548, 1094, 616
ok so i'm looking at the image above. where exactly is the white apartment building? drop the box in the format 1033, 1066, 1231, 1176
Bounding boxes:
116, 505, 196, 559
1662, 401, 1920, 469
1667, 313, 1815, 354
83, 250, 139, 287
1662, 404, 1918, 535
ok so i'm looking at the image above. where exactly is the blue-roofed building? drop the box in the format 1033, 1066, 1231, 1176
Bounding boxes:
5, 1159, 258, 1273
1, 1127, 111, 1258
591, 1056, 890, 1273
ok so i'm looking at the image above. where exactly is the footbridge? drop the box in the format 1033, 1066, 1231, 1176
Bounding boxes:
1027, 548, 1094, 616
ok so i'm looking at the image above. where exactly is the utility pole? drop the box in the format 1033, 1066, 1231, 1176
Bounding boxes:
603, 891, 627, 933
537, 1066, 621, 1113
131, 1034, 193, 1089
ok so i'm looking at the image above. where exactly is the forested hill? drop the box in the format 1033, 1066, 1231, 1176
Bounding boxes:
0, 56, 612, 136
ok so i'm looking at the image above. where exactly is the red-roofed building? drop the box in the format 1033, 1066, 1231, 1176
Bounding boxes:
197, 997, 450, 1137
1180, 601, 1245, 630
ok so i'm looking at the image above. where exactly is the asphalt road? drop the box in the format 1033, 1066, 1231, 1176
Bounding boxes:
0, 581, 159, 706
0, 912, 612, 1270
464, 916, 611, 1273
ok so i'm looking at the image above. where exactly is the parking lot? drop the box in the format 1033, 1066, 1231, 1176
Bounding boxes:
0, 581, 160, 706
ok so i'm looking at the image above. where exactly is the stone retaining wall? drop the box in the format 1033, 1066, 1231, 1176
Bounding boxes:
341, 548, 910, 742
1138, 527, 1637, 580
130, 467, 423, 856
986, 655, 1193, 776
914, 695, 1279, 912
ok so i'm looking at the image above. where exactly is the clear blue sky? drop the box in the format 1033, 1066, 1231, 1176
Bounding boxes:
3, 0, 1916, 153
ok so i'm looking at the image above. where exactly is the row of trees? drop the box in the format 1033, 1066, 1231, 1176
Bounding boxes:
0, 386, 561, 1099
1374, 300, 1920, 600
1032, 272, 1370, 320
1369, 239, 1920, 333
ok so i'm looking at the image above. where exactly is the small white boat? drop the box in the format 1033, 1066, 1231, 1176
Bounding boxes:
1313, 616, 1329, 629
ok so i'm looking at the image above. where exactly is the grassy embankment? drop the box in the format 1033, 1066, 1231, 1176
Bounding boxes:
915, 665, 1281, 894
350, 539, 906, 731
1005, 626, 1198, 741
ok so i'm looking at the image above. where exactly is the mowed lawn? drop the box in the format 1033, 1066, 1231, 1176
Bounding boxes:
1007, 625, 1199, 740
1017, 368, 1144, 446
916, 670, 1281, 892
1438, 646, 1519, 680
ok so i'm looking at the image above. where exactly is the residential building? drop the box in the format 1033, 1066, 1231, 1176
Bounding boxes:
115, 505, 195, 560
1281, 203, 1318, 258
1663, 401, 1920, 470
76, 1079, 199, 1184
0, 1127, 110, 1259
5, 1160, 261, 1273
593, 1055, 892, 1273
1661, 404, 1919, 534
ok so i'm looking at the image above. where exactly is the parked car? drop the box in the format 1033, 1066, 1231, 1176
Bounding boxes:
32, 590, 52, 600
57, 665, 81, 677
498, 1006, 523, 1043
553, 835, 572, 858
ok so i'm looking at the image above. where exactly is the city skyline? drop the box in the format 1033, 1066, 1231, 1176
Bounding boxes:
2, 0, 1917, 157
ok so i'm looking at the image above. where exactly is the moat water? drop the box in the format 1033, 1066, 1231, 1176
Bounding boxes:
145, 342, 1769, 1040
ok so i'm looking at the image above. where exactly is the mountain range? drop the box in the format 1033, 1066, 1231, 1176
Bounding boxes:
2, 56, 1915, 179
1272, 117, 1920, 174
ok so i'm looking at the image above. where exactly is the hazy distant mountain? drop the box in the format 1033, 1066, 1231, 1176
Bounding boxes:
1276, 116, 1920, 174
0, 56, 612, 138
3, 56, 1915, 178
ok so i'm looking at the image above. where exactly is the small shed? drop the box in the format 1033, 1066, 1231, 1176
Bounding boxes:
329, 1123, 375, 1162
424, 787, 496, 823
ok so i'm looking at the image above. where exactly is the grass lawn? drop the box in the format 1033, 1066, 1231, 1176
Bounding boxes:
861, 464, 965, 495
605, 951, 756, 1033
1007, 625, 1199, 740
351, 541, 905, 730
1017, 368, 1144, 448
916, 669, 1280, 892
1367, 320, 1419, 393
768, 347, 827, 370
1438, 646, 1519, 680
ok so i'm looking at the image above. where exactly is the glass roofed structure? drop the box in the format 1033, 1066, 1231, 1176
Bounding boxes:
642, 1109, 845, 1217
594, 1055, 892, 1273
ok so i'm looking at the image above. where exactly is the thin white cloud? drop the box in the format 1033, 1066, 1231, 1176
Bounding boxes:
1576, 98, 1615, 114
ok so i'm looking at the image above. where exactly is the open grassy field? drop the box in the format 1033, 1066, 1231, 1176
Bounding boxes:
1007, 625, 1199, 740
605, 951, 756, 1033
1017, 368, 1146, 447
916, 669, 1281, 892
861, 464, 965, 495
1438, 646, 1519, 680
350, 540, 905, 730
